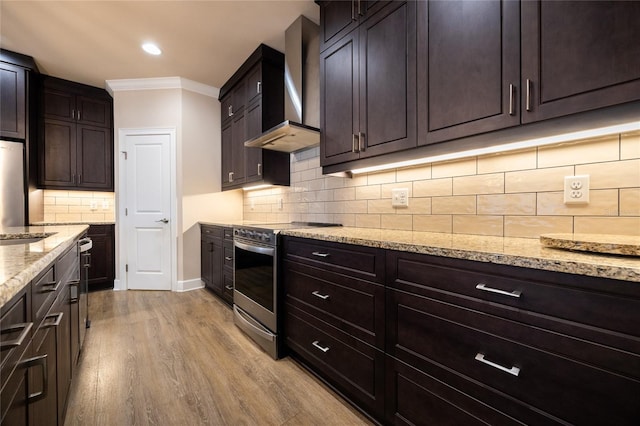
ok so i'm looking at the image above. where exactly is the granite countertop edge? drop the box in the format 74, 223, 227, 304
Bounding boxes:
279, 227, 640, 283
0, 225, 89, 306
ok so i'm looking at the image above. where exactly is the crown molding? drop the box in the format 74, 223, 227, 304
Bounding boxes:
106, 77, 219, 98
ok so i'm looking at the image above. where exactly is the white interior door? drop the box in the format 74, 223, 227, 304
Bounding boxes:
123, 131, 173, 290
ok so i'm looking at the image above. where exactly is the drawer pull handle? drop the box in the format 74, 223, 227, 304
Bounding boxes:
22, 354, 48, 400
311, 251, 330, 258
475, 353, 520, 377
225, 256, 233, 261
225, 285, 233, 291
0, 322, 33, 348
475, 283, 521, 298
312, 291, 330, 300
42, 280, 63, 293
312, 340, 330, 353
43, 312, 64, 328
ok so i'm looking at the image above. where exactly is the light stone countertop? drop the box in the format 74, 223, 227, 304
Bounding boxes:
280, 227, 640, 283
0, 224, 89, 306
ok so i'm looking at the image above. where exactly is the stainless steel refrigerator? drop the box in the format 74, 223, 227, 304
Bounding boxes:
0, 140, 26, 228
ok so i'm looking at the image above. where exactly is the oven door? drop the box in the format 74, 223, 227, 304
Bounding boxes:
233, 238, 277, 332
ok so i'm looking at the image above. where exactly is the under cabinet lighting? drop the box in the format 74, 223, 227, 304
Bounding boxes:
350, 121, 640, 175
142, 43, 162, 55
243, 184, 273, 191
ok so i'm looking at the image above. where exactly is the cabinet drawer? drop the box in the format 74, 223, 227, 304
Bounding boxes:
223, 227, 233, 241
386, 356, 537, 426
1, 289, 31, 390
387, 288, 640, 425
388, 250, 640, 341
201, 225, 223, 239
285, 304, 385, 420
31, 266, 57, 326
283, 237, 385, 283
222, 270, 233, 305
283, 260, 384, 348
57, 244, 79, 282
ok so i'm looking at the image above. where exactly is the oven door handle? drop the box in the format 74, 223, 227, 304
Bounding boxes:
234, 240, 275, 257
233, 305, 276, 342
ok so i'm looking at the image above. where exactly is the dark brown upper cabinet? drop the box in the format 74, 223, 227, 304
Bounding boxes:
418, 0, 520, 146
219, 44, 289, 191
521, 0, 640, 123
320, 1, 417, 169
318, 0, 391, 52
39, 76, 113, 191
0, 63, 27, 140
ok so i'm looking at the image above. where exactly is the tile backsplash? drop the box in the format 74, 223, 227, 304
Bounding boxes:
243, 131, 640, 238
43, 190, 115, 223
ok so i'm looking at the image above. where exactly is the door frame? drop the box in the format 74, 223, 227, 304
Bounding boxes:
115, 127, 177, 291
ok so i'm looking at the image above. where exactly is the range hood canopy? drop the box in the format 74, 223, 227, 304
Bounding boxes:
245, 16, 320, 153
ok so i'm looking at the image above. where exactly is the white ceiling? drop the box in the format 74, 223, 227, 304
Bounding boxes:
0, 0, 319, 91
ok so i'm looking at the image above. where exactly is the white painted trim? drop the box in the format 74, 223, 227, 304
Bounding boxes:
176, 279, 205, 292
117, 127, 178, 291
106, 77, 219, 98
113, 279, 125, 291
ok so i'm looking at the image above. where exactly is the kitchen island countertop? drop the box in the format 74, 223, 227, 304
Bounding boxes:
0, 224, 89, 306
280, 227, 640, 283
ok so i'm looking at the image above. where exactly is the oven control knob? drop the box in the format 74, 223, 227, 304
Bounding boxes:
247, 231, 254, 238
263, 233, 271, 242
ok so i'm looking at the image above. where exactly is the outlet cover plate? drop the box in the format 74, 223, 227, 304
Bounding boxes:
564, 175, 590, 204
392, 188, 409, 208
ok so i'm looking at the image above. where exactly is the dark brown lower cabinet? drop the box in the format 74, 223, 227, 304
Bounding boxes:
87, 224, 115, 291
29, 324, 58, 426
200, 224, 232, 306
282, 236, 640, 425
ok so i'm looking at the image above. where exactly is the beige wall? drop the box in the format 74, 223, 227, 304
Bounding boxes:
112, 86, 242, 287
244, 131, 640, 238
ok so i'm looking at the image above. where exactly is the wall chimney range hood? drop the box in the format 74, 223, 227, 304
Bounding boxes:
245, 16, 320, 153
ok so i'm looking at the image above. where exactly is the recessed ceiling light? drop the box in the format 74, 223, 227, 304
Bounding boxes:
142, 43, 162, 55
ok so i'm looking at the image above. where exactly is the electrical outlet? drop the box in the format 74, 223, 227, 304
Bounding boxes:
102, 200, 109, 210
392, 188, 409, 208
89, 201, 98, 210
564, 175, 590, 204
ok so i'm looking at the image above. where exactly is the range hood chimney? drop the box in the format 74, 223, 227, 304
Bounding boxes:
244, 16, 320, 153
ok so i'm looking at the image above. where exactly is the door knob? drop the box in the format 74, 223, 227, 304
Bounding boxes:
156, 218, 169, 224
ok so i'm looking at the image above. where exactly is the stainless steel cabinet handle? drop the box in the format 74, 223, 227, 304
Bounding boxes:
225, 256, 233, 261
22, 354, 48, 400
359, 132, 366, 151
312, 290, 330, 300
225, 285, 233, 291
42, 280, 63, 293
508, 84, 515, 116
72, 174, 76, 184
475, 283, 521, 298
357, 0, 362, 16
72, 109, 75, 119
525, 79, 532, 112
311, 251, 330, 258
78, 110, 81, 121
155, 218, 169, 224
257, 163, 262, 176
351, 0, 355, 20
78, 174, 82, 184
475, 353, 520, 377
0, 322, 33, 348
43, 312, 64, 328
312, 340, 330, 353
257, 81, 261, 94
352, 134, 359, 153
229, 171, 234, 183
228, 105, 233, 117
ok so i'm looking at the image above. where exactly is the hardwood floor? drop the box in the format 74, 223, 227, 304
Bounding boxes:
64, 289, 372, 426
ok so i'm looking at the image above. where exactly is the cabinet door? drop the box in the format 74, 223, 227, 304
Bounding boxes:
221, 94, 233, 125
230, 112, 246, 185
246, 64, 262, 105
211, 240, 223, 295
76, 124, 113, 190
77, 95, 111, 128
221, 121, 234, 187
1, 350, 30, 426
29, 326, 58, 426
201, 238, 214, 287
40, 119, 76, 188
245, 101, 263, 184
320, 30, 360, 166
521, 1, 640, 123
419, 0, 520, 145
0, 63, 27, 140
87, 226, 115, 290
43, 88, 75, 122
319, 0, 359, 52
359, 1, 416, 158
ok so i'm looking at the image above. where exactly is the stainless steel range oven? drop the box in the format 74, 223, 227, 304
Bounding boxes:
233, 222, 341, 359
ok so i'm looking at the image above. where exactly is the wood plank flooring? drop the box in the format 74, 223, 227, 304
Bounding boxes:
64, 289, 372, 426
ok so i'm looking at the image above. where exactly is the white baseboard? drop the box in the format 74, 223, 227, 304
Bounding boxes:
113, 279, 125, 291
176, 279, 205, 292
